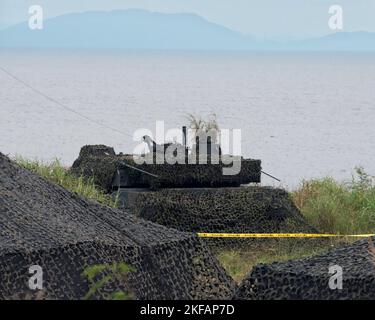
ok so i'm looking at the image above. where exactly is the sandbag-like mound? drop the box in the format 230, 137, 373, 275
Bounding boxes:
235, 238, 375, 300
0, 153, 235, 300
71, 145, 262, 191
129, 187, 317, 248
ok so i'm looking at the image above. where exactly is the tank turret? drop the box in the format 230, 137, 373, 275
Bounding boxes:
71, 144, 262, 192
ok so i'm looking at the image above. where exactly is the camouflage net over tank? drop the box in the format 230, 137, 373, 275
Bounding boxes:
128, 187, 318, 249
235, 237, 375, 300
71, 145, 261, 191
0, 153, 236, 300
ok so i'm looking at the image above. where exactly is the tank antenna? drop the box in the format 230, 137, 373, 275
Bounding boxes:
261, 170, 281, 182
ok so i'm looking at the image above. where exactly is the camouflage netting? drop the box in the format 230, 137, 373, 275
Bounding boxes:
71, 146, 316, 249
0, 153, 236, 300
71, 145, 261, 191
235, 238, 375, 300
128, 187, 318, 249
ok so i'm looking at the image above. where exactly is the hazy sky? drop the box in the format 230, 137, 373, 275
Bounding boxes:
1, 0, 374, 38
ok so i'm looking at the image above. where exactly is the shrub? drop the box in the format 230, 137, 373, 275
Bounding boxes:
292, 167, 375, 234
82, 262, 135, 300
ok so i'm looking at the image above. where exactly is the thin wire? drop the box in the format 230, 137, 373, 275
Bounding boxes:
0, 65, 134, 139
120, 162, 159, 178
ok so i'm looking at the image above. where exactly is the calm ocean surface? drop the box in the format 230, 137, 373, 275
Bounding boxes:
0, 49, 374, 188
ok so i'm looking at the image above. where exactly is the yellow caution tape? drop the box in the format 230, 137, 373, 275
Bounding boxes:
197, 233, 375, 238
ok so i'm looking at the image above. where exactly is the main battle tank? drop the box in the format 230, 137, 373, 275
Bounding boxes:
71, 145, 261, 192
71, 130, 316, 249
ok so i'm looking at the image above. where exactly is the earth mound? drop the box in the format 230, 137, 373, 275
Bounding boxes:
0, 153, 235, 300
130, 187, 318, 249
235, 237, 375, 300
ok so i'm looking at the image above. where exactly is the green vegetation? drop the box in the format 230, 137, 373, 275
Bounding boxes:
82, 262, 135, 300
15, 158, 375, 283
15, 157, 118, 208
216, 240, 334, 283
217, 168, 375, 282
292, 167, 375, 235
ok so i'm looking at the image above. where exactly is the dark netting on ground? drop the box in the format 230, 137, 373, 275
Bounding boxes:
0, 153, 236, 300
71, 145, 261, 191
235, 237, 375, 300
128, 187, 318, 249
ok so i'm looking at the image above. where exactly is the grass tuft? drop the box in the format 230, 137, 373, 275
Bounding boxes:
15, 156, 117, 208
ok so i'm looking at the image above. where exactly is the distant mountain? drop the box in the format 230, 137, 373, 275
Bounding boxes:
0, 9, 374, 51
0, 9, 256, 50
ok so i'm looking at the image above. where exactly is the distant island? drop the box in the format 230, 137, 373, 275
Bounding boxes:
0, 9, 375, 51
